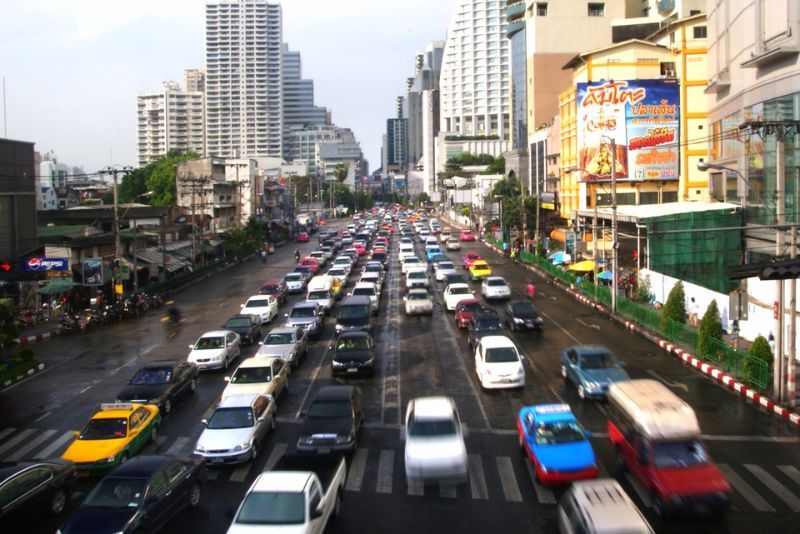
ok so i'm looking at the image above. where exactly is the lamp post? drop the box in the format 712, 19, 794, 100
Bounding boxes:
102, 165, 133, 300
494, 194, 505, 247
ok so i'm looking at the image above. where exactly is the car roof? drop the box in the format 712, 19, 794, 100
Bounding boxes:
236, 357, 280, 368
0, 459, 69, 480
568, 479, 653, 532
485, 276, 506, 283
411, 396, 455, 419
102, 455, 177, 477
447, 283, 470, 290
138, 360, 179, 369
524, 403, 577, 425
342, 295, 371, 305
218, 393, 264, 408
245, 295, 272, 302
570, 345, 613, 355
265, 327, 298, 335
314, 385, 355, 400
293, 301, 318, 309
337, 331, 370, 340
199, 330, 231, 337
407, 288, 430, 296
479, 335, 516, 348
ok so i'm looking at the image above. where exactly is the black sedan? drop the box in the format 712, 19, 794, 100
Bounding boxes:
330, 331, 376, 377
504, 300, 544, 332
116, 361, 198, 415
59, 455, 205, 534
0, 459, 78, 522
468, 313, 504, 350
222, 314, 262, 345
297, 386, 363, 454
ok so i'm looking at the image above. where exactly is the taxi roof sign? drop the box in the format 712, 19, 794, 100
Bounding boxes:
533, 403, 572, 415
100, 402, 133, 411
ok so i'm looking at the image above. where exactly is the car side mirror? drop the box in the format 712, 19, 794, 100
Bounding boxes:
188, 344, 194, 349
584, 430, 593, 439
284, 313, 289, 318
201, 419, 208, 426
223, 376, 231, 382
73, 431, 80, 438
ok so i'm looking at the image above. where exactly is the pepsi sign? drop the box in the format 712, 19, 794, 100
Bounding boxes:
23, 257, 69, 272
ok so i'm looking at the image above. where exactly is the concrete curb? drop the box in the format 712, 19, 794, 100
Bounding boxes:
15, 329, 59, 346
2, 362, 46, 388
444, 215, 800, 428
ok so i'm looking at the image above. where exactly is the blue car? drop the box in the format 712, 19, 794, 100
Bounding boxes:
560, 345, 629, 400
426, 247, 444, 261
516, 404, 598, 485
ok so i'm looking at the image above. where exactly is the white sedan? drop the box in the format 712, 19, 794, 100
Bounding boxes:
188, 330, 241, 371
194, 393, 275, 464
241, 295, 278, 323
404, 396, 468, 485
404, 289, 433, 315
474, 335, 526, 389
401, 256, 425, 275
434, 261, 457, 282
481, 276, 511, 301
443, 283, 476, 311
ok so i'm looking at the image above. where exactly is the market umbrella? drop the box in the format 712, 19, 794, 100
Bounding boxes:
597, 270, 613, 281
568, 260, 596, 272
551, 252, 572, 265
36, 279, 78, 295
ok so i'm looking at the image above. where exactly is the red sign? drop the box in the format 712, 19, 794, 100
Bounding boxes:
774, 301, 779, 320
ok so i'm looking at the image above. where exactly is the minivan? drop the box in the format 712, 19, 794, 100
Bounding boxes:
306, 275, 339, 314
335, 295, 372, 334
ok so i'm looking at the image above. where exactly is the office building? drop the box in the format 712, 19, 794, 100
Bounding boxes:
282, 44, 328, 161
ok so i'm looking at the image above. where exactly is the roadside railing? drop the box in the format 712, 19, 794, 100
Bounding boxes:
699, 336, 770, 390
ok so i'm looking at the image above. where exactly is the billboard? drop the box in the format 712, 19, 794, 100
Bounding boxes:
82, 258, 104, 286
577, 79, 679, 182
23, 257, 69, 272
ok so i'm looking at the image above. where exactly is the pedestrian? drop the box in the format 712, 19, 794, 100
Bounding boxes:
730, 320, 740, 350
688, 297, 699, 327
260, 249, 267, 264
502, 241, 509, 256
768, 332, 776, 355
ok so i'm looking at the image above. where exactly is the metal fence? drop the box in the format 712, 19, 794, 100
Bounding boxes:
698, 336, 770, 390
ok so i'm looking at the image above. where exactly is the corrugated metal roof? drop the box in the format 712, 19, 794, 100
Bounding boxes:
135, 248, 186, 273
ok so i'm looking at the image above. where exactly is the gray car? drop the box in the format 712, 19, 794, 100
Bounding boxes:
256, 326, 308, 367
284, 301, 325, 339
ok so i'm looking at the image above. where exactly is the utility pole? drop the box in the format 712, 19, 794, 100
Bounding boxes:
611, 140, 619, 313
103, 165, 132, 300
160, 212, 167, 282
790, 224, 797, 407
592, 185, 599, 296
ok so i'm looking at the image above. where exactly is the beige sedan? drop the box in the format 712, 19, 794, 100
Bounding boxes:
221, 357, 289, 400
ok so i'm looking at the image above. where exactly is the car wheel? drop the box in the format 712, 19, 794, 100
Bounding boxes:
189, 378, 197, 393
270, 414, 276, 431
332, 491, 342, 519
577, 384, 586, 400
49, 488, 67, 515
188, 483, 201, 508
150, 425, 159, 443
223, 356, 229, 370
120, 452, 130, 464
560, 365, 567, 379
250, 444, 258, 461
163, 398, 172, 415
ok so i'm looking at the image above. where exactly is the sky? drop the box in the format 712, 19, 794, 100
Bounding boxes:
0, 0, 458, 175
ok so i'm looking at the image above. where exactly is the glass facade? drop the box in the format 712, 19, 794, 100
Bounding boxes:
510, 29, 527, 150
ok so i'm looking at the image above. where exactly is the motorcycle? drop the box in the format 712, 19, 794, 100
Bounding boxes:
58, 314, 84, 334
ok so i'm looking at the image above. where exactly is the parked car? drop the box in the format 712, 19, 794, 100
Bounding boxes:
444, 283, 476, 311
258, 279, 288, 305
187, 331, 241, 371
240, 295, 278, 324
474, 335, 526, 389
256, 326, 308, 367
58, 455, 205, 534
195, 394, 276, 464
560, 346, 629, 400
404, 288, 434, 315
116, 360, 198, 414
504, 300, 544, 332
481, 276, 511, 300
222, 357, 289, 400
297, 386, 363, 454
404, 396, 468, 486
222, 314, 262, 346
0, 459, 78, 520
284, 301, 325, 339
468, 314, 504, 350
330, 331, 376, 377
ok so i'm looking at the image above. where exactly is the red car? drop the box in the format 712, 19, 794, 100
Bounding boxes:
352, 243, 367, 256
459, 230, 476, 241
462, 252, 483, 270
455, 299, 490, 329
296, 232, 309, 243
299, 257, 321, 274
259, 278, 288, 305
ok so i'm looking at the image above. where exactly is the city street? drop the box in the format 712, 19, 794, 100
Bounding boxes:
2, 229, 800, 534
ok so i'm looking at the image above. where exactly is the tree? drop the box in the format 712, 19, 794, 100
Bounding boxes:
745, 335, 772, 385
491, 177, 520, 199
660, 281, 686, 331
697, 300, 722, 358
0, 298, 19, 358
482, 156, 505, 175
333, 163, 349, 184
416, 192, 430, 206
118, 150, 199, 207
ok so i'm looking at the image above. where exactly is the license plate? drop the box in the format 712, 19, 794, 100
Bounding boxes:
347, 368, 358, 373
318, 448, 331, 454
211, 458, 224, 463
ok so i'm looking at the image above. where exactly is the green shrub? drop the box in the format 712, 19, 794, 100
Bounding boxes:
661, 281, 686, 331
697, 300, 722, 357
18, 347, 34, 361
744, 335, 772, 385
635, 275, 652, 303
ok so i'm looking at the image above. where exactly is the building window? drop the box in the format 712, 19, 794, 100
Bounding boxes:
693, 26, 707, 39
639, 192, 658, 205
537, 3, 548, 16
690, 10, 701, 15
588, 3, 604, 16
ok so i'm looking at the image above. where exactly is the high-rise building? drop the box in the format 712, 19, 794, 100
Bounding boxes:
288, 124, 341, 175
184, 68, 206, 93
282, 43, 328, 161
385, 118, 408, 174
136, 81, 206, 167
205, 0, 283, 159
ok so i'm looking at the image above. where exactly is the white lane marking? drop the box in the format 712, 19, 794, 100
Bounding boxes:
78, 385, 92, 394
0, 428, 16, 442
166, 437, 190, 455
440, 484, 457, 498
744, 464, 800, 512
0, 429, 36, 457
524, 457, 556, 504
8, 429, 57, 461
35, 411, 51, 423
346, 448, 368, 492
699, 434, 799, 443
294, 350, 327, 419
495, 456, 522, 503
717, 463, 774, 512
265, 442, 287, 471
778, 465, 800, 487
623, 472, 652, 508
406, 475, 424, 496
576, 318, 600, 330
376, 450, 394, 494
645, 369, 689, 392
540, 311, 583, 345
34, 430, 74, 459
468, 454, 489, 500
229, 462, 252, 482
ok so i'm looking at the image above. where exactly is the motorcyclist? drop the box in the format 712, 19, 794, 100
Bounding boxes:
294, 249, 301, 262
165, 301, 182, 324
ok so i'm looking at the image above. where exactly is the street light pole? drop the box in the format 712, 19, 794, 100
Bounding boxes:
610, 140, 618, 313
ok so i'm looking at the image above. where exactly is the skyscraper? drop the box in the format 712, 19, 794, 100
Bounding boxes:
282, 43, 328, 162
205, 0, 283, 159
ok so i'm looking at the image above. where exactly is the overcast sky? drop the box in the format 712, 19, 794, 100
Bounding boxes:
0, 0, 457, 175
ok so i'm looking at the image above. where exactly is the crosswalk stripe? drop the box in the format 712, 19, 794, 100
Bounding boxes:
0, 429, 36, 457
265, 442, 287, 471
718, 463, 774, 512
345, 448, 368, 492
439, 484, 457, 498
166, 437, 190, 455
229, 462, 252, 482
35, 431, 74, 459
406, 476, 423, 496
376, 450, 394, 494
468, 454, 488, 500
523, 457, 556, 504
8, 430, 56, 461
623, 473, 652, 508
495, 456, 522, 503
778, 465, 800, 488
0, 427, 16, 442
744, 464, 800, 512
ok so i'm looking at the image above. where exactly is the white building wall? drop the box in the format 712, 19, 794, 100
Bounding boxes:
136, 83, 205, 167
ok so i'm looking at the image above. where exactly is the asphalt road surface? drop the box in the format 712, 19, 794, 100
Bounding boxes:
2, 224, 799, 534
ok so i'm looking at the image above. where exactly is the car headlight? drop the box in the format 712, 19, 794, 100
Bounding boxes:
332, 360, 345, 367
106, 455, 117, 463
298, 436, 313, 445
585, 382, 601, 391
233, 442, 251, 452
195, 445, 206, 453
365, 358, 375, 366
514, 317, 524, 323
335, 434, 353, 444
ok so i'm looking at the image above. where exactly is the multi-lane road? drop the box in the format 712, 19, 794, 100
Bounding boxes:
2, 221, 800, 534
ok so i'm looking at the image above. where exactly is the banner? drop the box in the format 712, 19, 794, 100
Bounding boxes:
82, 258, 104, 286
23, 257, 69, 272
577, 79, 679, 182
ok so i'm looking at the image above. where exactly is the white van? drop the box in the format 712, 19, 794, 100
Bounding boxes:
306, 275, 335, 314
399, 244, 415, 256
557, 479, 654, 534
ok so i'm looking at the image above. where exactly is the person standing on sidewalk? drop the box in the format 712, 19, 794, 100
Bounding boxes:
688, 297, 699, 327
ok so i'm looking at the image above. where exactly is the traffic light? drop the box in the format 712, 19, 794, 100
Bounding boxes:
0, 261, 13, 272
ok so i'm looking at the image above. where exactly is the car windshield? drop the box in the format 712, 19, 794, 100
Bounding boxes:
461, 302, 484, 312
290, 307, 316, 318
236, 491, 305, 525
447, 276, 467, 284
245, 299, 269, 308
475, 318, 501, 331
285, 274, 302, 282
473, 262, 488, 269
80, 418, 127, 440
265, 333, 293, 345
130, 368, 172, 385
231, 367, 271, 383
308, 290, 330, 300
84, 476, 147, 509
353, 287, 375, 296
581, 352, 617, 369
195, 337, 224, 350
487, 279, 506, 286
339, 305, 370, 319
408, 292, 429, 301
512, 304, 537, 318
408, 418, 457, 437
535, 421, 586, 445
652, 440, 709, 468
336, 337, 370, 351
409, 272, 426, 279
329, 269, 345, 276
262, 285, 280, 292
207, 407, 254, 429
308, 400, 352, 418
438, 263, 454, 270
450, 287, 470, 295
225, 317, 252, 328
485, 347, 519, 363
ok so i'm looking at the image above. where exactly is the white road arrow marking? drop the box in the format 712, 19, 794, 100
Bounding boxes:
576, 318, 600, 330
646, 369, 689, 392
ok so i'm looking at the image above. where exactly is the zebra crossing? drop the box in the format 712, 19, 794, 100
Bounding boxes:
4, 426, 800, 512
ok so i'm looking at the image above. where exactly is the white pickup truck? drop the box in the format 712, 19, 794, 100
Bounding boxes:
227, 454, 346, 534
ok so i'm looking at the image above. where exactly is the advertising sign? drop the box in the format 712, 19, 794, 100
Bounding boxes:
82, 258, 104, 286
577, 79, 679, 182
23, 257, 69, 272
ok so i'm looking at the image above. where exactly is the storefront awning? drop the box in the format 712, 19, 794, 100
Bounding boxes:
135, 248, 187, 273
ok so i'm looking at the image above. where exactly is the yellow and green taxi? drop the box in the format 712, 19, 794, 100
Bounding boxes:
469, 260, 493, 281
62, 402, 161, 474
